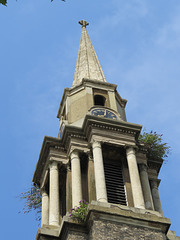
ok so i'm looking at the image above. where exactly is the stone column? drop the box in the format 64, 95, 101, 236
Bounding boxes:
150, 179, 164, 216
126, 147, 145, 209
92, 141, 107, 202
66, 166, 72, 212
41, 188, 49, 227
88, 154, 96, 202
139, 164, 154, 210
70, 151, 82, 207
49, 161, 60, 226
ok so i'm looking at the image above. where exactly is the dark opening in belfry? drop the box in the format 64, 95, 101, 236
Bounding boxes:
94, 95, 106, 106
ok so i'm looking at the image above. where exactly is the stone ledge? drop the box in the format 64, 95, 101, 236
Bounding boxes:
167, 230, 180, 240
87, 201, 171, 233
35, 201, 172, 240
35, 225, 60, 240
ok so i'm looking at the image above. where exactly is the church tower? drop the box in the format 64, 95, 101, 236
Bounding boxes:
33, 21, 179, 240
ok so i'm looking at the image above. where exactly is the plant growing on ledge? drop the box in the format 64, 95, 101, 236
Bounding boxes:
138, 130, 171, 160
69, 200, 88, 223
19, 183, 42, 221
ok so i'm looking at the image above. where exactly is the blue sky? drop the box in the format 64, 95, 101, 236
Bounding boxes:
1, 0, 180, 239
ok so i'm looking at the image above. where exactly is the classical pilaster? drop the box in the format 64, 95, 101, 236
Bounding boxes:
139, 164, 154, 210
49, 161, 60, 226
150, 179, 164, 216
126, 147, 145, 209
92, 141, 107, 202
41, 188, 49, 227
66, 166, 72, 212
88, 154, 96, 202
70, 151, 82, 207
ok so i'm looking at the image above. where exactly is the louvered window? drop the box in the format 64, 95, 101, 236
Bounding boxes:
104, 160, 127, 205
59, 168, 66, 218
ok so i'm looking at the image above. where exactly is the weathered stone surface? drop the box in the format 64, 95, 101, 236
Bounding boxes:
38, 235, 58, 240
167, 230, 180, 240
89, 220, 166, 240
66, 231, 87, 240
36, 194, 173, 240
73, 22, 106, 86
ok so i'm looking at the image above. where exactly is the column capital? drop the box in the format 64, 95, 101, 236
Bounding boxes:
88, 153, 94, 162
126, 146, 136, 156
40, 187, 47, 195
92, 140, 101, 149
139, 163, 148, 172
150, 179, 161, 189
49, 161, 58, 170
70, 150, 79, 161
66, 164, 71, 172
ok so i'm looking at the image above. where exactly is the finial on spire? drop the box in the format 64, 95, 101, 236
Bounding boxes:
79, 20, 89, 28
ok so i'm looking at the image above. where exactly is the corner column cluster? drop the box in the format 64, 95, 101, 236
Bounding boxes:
41, 161, 60, 227
40, 143, 164, 228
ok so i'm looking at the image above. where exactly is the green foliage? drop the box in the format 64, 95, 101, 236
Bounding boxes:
0, 0, 65, 6
69, 200, 88, 223
19, 183, 42, 221
138, 130, 171, 160
0, 0, 7, 6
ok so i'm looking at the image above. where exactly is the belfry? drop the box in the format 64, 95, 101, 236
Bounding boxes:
33, 21, 179, 240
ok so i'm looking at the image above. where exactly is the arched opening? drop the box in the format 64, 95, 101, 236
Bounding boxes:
94, 95, 106, 106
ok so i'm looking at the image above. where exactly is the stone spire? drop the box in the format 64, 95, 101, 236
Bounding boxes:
72, 20, 106, 86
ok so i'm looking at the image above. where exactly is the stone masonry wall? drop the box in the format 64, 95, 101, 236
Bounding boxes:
66, 231, 87, 240
38, 219, 169, 240
88, 219, 166, 240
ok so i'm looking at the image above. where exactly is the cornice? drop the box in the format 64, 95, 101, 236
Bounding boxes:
137, 143, 149, 154
115, 91, 127, 109
32, 136, 65, 185
147, 158, 163, 174
33, 115, 142, 185
82, 78, 117, 90
83, 114, 142, 141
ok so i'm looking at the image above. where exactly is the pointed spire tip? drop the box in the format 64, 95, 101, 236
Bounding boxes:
79, 20, 89, 28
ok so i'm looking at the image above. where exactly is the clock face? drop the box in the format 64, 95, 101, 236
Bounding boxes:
91, 108, 117, 120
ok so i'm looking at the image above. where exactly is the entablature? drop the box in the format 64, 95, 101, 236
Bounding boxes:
33, 136, 66, 186
83, 114, 142, 143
